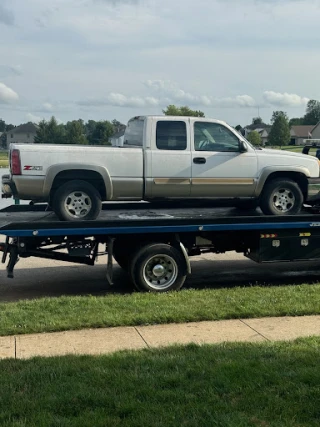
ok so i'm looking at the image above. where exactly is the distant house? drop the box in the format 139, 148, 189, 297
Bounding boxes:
243, 123, 271, 146
290, 126, 314, 145
110, 128, 126, 147
8, 122, 38, 148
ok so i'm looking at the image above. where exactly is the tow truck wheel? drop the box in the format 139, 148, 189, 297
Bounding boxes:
260, 178, 303, 215
129, 243, 187, 292
52, 180, 102, 221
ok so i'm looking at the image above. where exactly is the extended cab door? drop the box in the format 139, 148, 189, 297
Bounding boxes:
191, 120, 258, 197
145, 118, 192, 198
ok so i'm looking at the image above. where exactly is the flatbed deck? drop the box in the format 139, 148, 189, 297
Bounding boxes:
1, 202, 320, 237
2, 202, 320, 291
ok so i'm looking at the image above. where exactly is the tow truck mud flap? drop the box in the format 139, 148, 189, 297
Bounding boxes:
0, 238, 19, 278
247, 229, 320, 262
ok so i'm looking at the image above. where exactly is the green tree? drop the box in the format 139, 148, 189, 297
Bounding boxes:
247, 130, 261, 146
34, 116, 65, 144
85, 120, 96, 135
252, 117, 263, 125
112, 119, 125, 133
0, 133, 6, 149
65, 120, 88, 145
5, 124, 14, 131
88, 121, 114, 145
0, 119, 5, 132
268, 111, 290, 147
289, 117, 304, 127
47, 117, 66, 144
34, 119, 48, 144
163, 105, 205, 117
303, 100, 320, 125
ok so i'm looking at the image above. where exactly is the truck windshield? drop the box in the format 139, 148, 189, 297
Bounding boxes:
123, 118, 144, 147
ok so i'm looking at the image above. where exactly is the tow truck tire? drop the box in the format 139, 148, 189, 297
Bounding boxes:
129, 243, 187, 292
52, 180, 102, 221
260, 178, 303, 215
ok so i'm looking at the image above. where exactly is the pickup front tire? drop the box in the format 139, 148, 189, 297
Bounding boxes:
260, 178, 303, 215
52, 180, 102, 221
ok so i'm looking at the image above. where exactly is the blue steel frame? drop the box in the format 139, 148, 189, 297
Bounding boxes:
1, 220, 320, 238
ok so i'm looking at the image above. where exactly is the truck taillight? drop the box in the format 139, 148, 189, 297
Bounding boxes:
11, 149, 21, 175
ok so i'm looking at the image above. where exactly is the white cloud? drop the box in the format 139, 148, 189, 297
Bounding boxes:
0, 82, 19, 103
145, 80, 207, 106
78, 84, 256, 109
79, 93, 160, 108
42, 102, 53, 111
106, 93, 160, 107
144, 80, 256, 108
26, 113, 42, 123
216, 95, 256, 108
263, 91, 309, 107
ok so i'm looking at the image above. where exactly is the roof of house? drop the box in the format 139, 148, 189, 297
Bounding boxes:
245, 123, 270, 131
311, 122, 320, 133
11, 122, 38, 134
290, 125, 314, 138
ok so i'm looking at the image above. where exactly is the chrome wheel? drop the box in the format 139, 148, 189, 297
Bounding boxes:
272, 187, 295, 213
142, 254, 178, 291
64, 191, 92, 219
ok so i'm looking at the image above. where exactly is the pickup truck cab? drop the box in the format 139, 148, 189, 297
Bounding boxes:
2, 115, 320, 220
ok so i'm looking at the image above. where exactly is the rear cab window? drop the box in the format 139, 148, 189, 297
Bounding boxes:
123, 117, 145, 147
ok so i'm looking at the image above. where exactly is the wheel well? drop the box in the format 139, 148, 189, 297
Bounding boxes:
50, 170, 107, 201
263, 172, 308, 199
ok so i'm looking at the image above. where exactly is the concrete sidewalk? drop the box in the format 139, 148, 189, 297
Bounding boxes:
1, 315, 320, 360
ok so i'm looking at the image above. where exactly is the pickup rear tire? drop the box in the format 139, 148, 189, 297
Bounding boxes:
52, 180, 102, 221
129, 243, 187, 292
260, 178, 303, 215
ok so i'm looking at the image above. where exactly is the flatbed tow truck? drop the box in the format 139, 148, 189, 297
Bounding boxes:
2, 201, 320, 292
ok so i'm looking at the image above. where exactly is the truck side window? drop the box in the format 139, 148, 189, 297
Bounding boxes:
194, 122, 240, 152
156, 121, 187, 151
123, 118, 144, 147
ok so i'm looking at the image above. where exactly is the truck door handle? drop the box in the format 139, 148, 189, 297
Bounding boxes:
193, 157, 206, 164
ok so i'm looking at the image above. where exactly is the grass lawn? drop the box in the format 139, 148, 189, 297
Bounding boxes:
0, 338, 319, 426
1, 284, 320, 336
0, 151, 9, 167
271, 146, 316, 154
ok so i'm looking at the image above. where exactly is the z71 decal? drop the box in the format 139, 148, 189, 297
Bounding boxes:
23, 166, 43, 171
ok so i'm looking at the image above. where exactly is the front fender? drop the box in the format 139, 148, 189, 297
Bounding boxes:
254, 166, 311, 197
43, 163, 113, 199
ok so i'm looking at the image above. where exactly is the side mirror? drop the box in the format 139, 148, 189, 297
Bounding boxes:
239, 141, 247, 153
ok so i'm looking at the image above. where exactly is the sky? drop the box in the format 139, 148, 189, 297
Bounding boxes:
0, 0, 319, 127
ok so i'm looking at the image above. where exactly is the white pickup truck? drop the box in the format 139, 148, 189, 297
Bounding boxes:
2, 115, 320, 220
